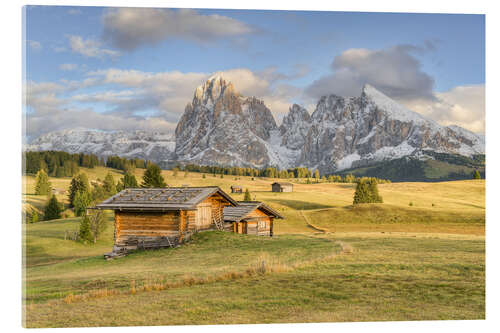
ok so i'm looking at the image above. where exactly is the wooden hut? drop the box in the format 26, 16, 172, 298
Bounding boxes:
271, 182, 293, 192
230, 185, 243, 193
95, 187, 238, 255
223, 201, 283, 236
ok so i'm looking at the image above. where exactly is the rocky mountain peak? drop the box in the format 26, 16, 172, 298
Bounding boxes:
174, 76, 279, 167
27, 81, 485, 177
193, 75, 237, 106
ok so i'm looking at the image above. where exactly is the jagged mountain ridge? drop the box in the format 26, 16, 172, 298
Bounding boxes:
174, 76, 282, 167
25, 128, 176, 162
279, 84, 484, 173
26, 77, 485, 176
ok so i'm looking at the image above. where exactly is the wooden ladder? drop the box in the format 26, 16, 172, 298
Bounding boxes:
213, 217, 224, 231
166, 236, 174, 248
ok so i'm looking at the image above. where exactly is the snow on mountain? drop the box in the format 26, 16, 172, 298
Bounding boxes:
25, 128, 176, 163
279, 84, 485, 173
26, 80, 484, 174
174, 76, 280, 168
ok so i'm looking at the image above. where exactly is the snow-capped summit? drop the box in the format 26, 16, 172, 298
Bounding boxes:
26, 81, 484, 175
26, 128, 176, 162
193, 75, 237, 107
278, 84, 485, 173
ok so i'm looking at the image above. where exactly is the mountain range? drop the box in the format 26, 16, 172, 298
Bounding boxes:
26, 76, 485, 180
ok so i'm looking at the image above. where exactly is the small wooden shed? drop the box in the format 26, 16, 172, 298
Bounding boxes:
96, 187, 238, 253
230, 185, 243, 193
223, 201, 283, 236
271, 182, 293, 192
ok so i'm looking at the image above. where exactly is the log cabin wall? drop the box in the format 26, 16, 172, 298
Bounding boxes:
114, 211, 183, 250
244, 208, 272, 236
193, 194, 232, 231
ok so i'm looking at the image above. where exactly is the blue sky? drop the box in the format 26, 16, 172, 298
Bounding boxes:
23, 6, 485, 138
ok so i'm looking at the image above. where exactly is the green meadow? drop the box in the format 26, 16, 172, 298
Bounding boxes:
22, 167, 485, 327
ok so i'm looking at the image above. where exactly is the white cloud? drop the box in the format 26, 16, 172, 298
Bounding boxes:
102, 8, 255, 50
68, 35, 120, 59
23, 79, 177, 139
59, 63, 78, 71
402, 85, 485, 133
24, 66, 302, 138
305, 44, 484, 133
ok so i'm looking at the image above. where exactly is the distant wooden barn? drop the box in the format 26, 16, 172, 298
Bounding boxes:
230, 185, 242, 193
96, 186, 284, 257
224, 202, 283, 236
271, 182, 293, 192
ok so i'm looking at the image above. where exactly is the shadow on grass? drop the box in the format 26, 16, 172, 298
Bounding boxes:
267, 199, 334, 210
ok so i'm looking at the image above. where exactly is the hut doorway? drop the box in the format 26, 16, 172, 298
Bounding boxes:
196, 203, 212, 230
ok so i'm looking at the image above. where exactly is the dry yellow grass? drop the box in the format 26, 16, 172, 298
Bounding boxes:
22, 167, 485, 327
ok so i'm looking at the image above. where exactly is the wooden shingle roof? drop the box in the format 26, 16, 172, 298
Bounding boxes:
272, 182, 293, 186
96, 186, 237, 211
223, 201, 283, 222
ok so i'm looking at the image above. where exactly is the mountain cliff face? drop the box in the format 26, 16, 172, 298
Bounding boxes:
174, 76, 279, 167
278, 84, 484, 173
26, 78, 485, 177
25, 128, 175, 162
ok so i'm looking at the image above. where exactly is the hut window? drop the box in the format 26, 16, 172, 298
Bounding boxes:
258, 220, 266, 229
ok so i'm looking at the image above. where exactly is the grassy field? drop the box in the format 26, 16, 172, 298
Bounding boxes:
22, 167, 485, 327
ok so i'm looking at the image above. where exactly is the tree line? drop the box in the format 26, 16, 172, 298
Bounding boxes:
179, 163, 393, 183
24, 151, 149, 178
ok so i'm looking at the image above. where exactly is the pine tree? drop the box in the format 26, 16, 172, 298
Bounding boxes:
88, 210, 107, 244
353, 180, 371, 204
68, 173, 90, 207
368, 179, 383, 203
73, 190, 93, 217
473, 170, 481, 179
34, 169, 52, 196
121, 172, 139, 189
44, 195, 62, 220
244, 188, 252, 201
78, 215, 92, 243
30, 209, 39, 223
141, 164, 167, 188
102, 172, 117, 195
